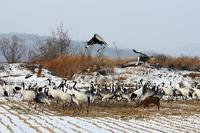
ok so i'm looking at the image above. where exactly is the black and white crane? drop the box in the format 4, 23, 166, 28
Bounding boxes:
132, 49, 153, 65
86, 33, 108, 52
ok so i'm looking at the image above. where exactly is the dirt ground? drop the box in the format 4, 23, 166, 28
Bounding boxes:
3, 100, 200, 120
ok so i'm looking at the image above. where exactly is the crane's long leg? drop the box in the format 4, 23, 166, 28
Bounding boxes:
135, 57, 140, 66
86, 97, 91, 115
97, 46, 105, 53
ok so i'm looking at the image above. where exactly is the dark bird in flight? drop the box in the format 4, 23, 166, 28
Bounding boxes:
132, 49, 153, 65
86, 33, 108, 52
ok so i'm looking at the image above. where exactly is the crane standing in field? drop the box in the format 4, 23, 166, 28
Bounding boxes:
85, 33, 108, 52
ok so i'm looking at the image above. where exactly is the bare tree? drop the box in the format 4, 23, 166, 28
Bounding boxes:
35, 24, 71, 59
36, 37, 57, 59
113, 42, 120, 65
28, 48, 38, 62
56, 24, 71, 56
0, 36, 26, 63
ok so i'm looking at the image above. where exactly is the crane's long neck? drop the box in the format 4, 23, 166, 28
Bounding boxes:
139, 79, 143, 86
3, 81, 6, 87
161, 82, 165, 87
170, 81, 172, 86
47, 79, 51, 86
90, 82, 94, 91
21, 82, 25, 92
73, 81, 77, 89
194, 82, 198, 88
64, 84, 69, 92
64, 80, 67, 85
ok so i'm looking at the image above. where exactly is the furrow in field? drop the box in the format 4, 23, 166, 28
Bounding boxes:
98, 117, 135, 132
128, 119, 163, 133
48, 117, 79, 133
107, 117, 162, 133
85, 118, 116, 133
37, 115, 78, 132
99, 117, 150, 133
137, 118, 182, 133
0, 114, 13, 133
77, 117, 114, 133
0, 113, 21, 133
167, 116, 198, 131
88, 117, 128, 133
187, 115, 200, 125
103, 117, 147, 133
31, 114, 67, 133
2, 103, 35, 133
0, 104, 42, 133
159, 116, 197, 132
28, 115, 62, 133
69, 117, 111, 133
146, 119, 181, 133
152, 117, 188, 132
171, 115, 200, 126
34, 114, 80, 133
0, 105, 27, 133
62, 117, 93, 133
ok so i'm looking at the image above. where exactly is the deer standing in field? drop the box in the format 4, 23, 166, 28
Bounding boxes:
138, 96, 161, 111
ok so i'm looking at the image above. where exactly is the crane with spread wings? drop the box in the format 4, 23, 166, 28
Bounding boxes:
85, 33, 108, 52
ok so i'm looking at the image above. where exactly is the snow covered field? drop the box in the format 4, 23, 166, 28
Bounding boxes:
0, 63, 196, 90
0, 99, 199, 133
0, 63, 200, 132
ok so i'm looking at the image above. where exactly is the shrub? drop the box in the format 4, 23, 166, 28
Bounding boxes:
149, 54, 200, 71
34, 55, 126, 79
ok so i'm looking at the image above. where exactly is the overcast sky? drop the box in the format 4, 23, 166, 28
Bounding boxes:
0, 0, 200, 55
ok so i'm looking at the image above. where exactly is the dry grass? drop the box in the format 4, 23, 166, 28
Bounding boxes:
114, 76, 127, 81
183, 72, 200, 79
31, 54, 200, 79
46, 100, 200, 119
20, 63, 38, 73
37, 65, 42, 77
2, 100, 200, 120
6, 125, 13, 133
149, 54, 200, 71
34, 55, 126, 79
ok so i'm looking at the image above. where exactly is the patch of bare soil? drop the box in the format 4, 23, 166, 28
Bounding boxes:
46, 100, 200, 119
3, 100, 200, 120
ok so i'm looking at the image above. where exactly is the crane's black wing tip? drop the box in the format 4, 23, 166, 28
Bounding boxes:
132, 49, 137, 52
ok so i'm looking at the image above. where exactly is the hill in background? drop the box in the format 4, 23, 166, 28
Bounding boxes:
0, 33, 137, 61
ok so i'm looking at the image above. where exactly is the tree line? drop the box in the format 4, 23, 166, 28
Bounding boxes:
0, 25, 72, 63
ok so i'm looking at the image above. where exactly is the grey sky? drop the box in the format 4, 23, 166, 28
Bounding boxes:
0, 0, 200, 55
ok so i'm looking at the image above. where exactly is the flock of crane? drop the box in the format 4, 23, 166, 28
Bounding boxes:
1, 77, 200, 114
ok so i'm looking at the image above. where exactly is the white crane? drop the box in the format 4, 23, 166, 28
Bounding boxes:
3, 81, 15, 98
160, 82, 174, 101
71, 81, 91, 114
20, 82, 36, 112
